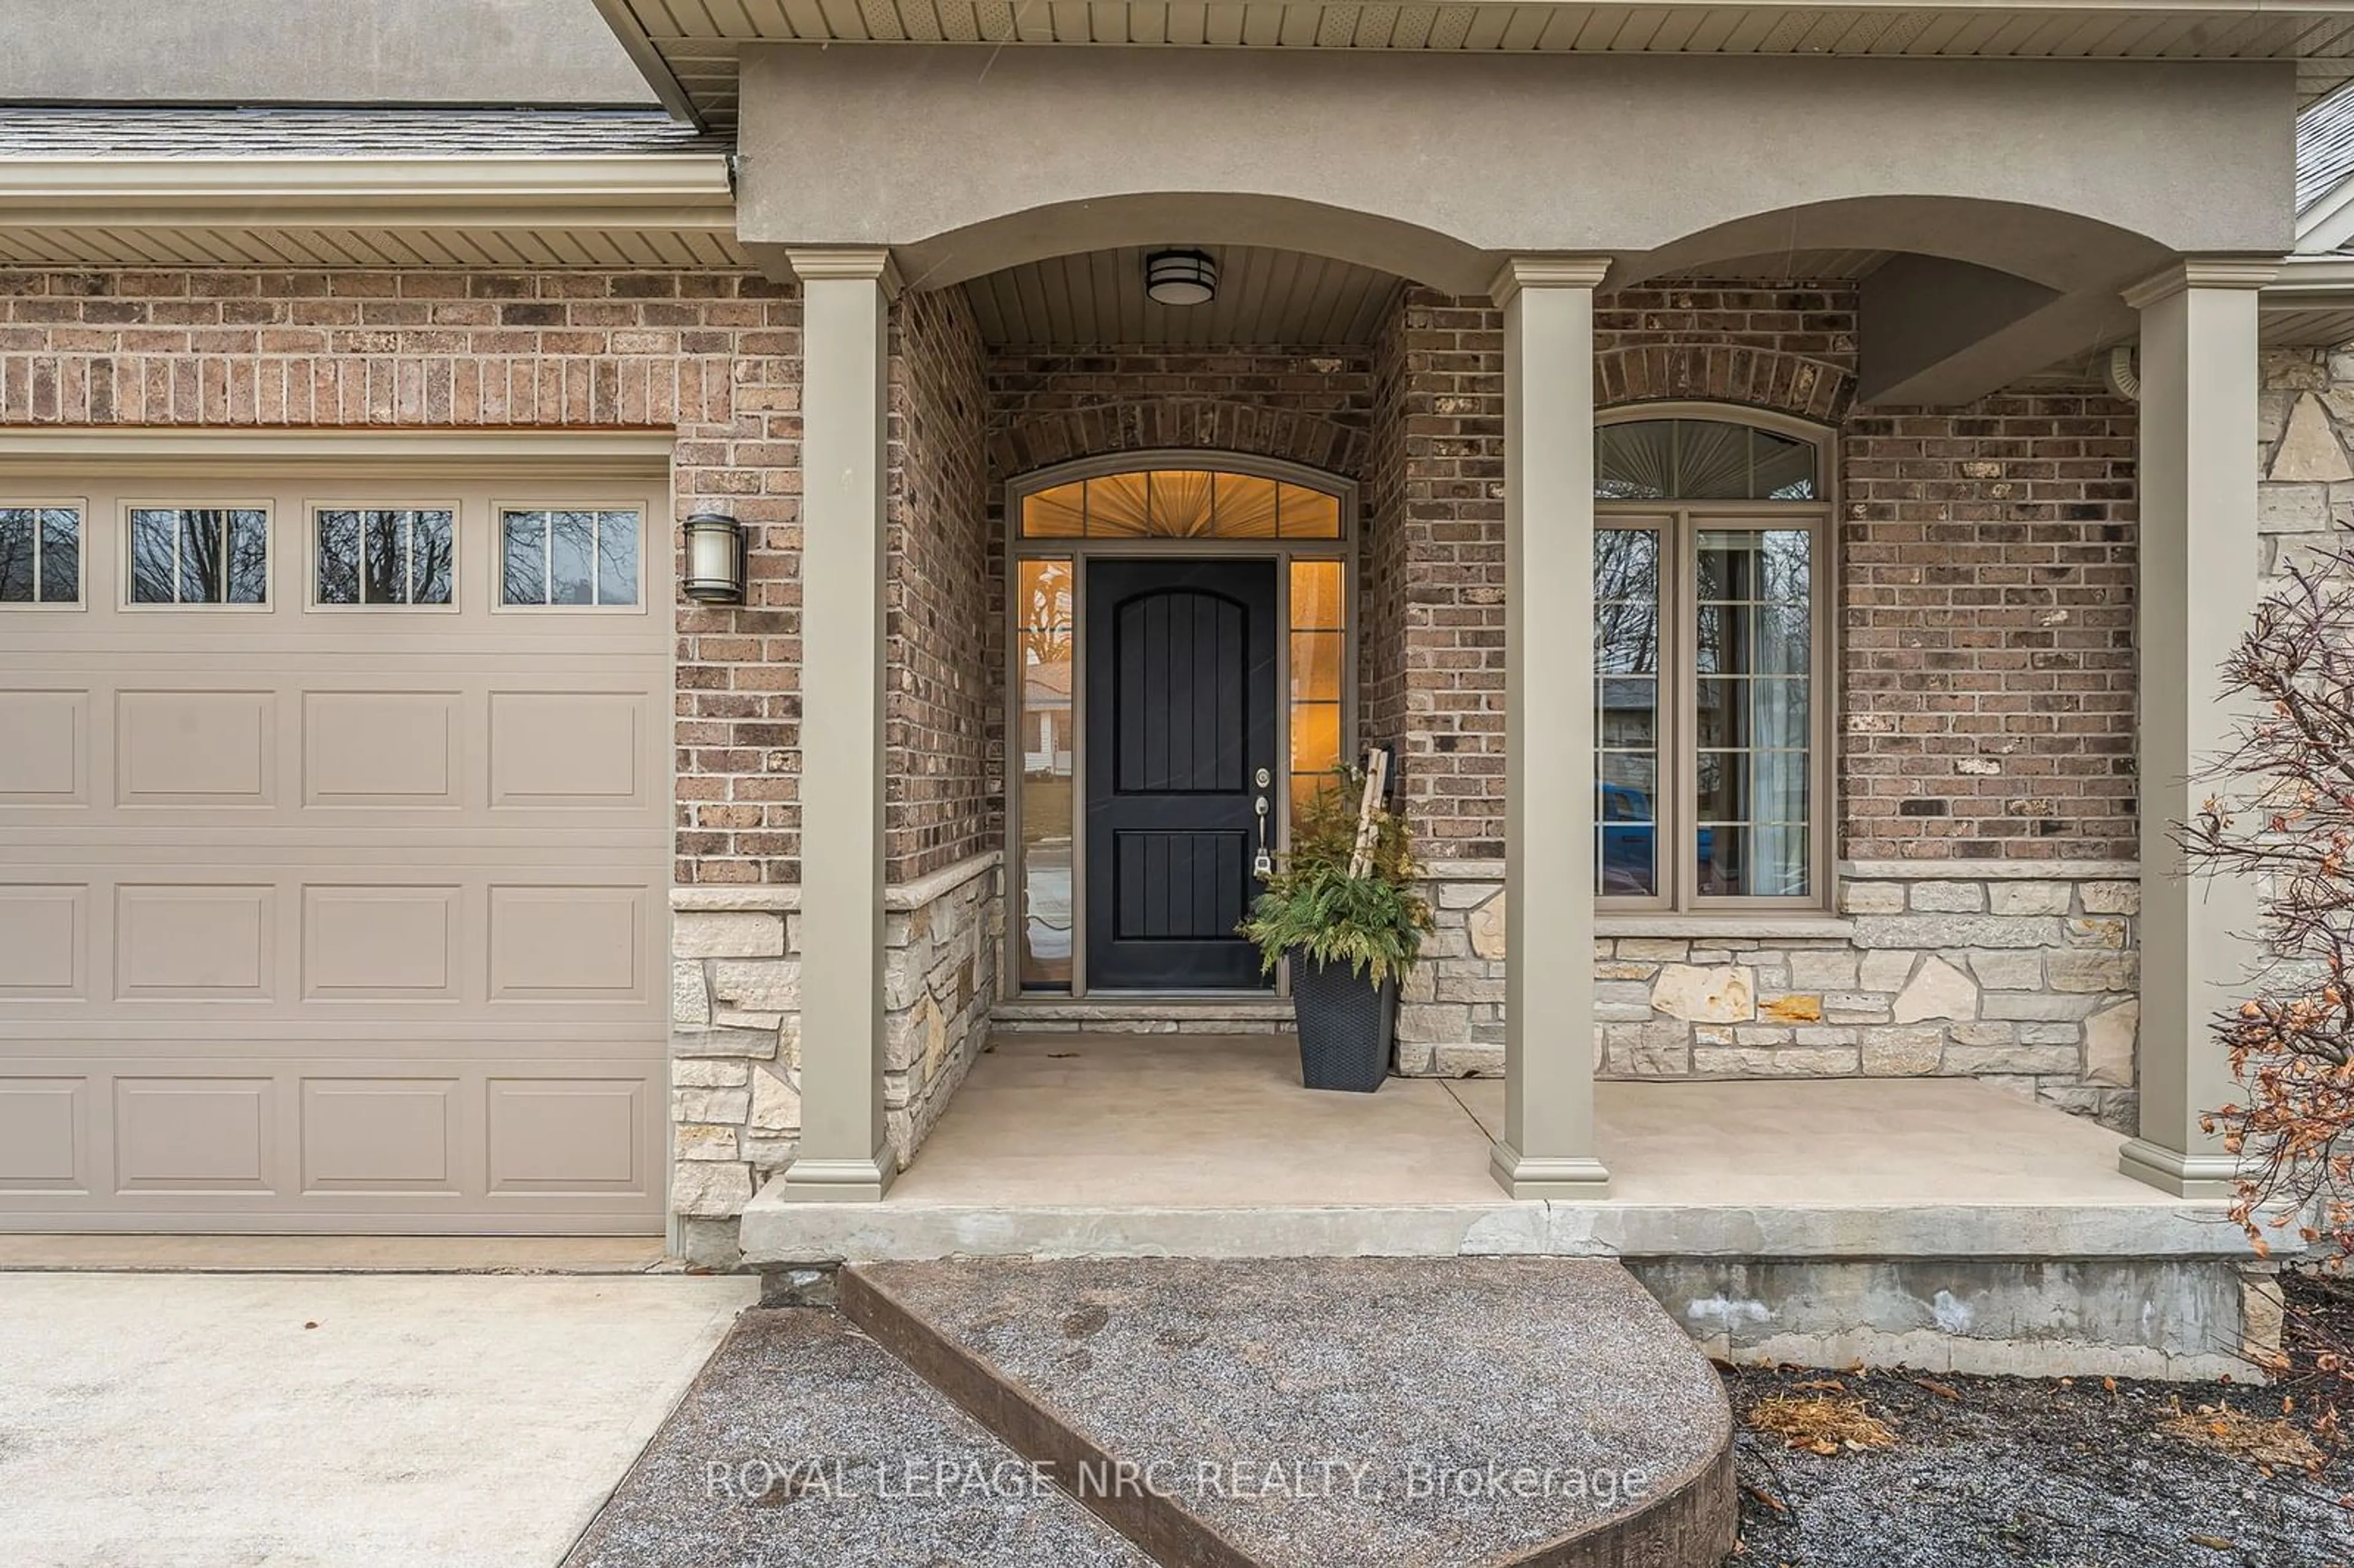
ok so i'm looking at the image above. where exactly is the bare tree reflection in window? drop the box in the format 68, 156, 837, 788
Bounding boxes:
548, 510, 595, 605
501, 508, 639, 606
39, 510, 75, 601
410, 512, 455, 604
594, 510, 639, 606
503, 511, 544, 605
319, 509, 454, 606
130, 507, 267, 604
0, 508, 42, 601
130, 508, 176, 603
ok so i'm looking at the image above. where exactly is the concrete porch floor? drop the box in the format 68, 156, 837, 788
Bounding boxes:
741, 1034, 2257, 1266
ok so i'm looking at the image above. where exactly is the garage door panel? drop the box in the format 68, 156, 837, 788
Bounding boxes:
0, 473, 669, 1234
0, 1056, 661, 1214
486, 1076, 650, 1194
302, 884, 463, 1001
114, 1076, 277, 1192
299, 1077, 462, 1195
303, 690, 463, 807
0, 1078, 88, 1191
488, 689, 652, 809
115, 688, 278, 807
0, 885, 85, 997
0, 688, 88, 803
487, 883, 650, 1002
114, 883, 277, 1000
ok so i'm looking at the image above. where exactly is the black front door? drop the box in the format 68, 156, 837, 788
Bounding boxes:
1084, 558, 1278, 990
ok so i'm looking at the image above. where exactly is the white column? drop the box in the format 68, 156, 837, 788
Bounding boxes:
1491, 256, 1612, 1200
2117, 256, 2277, 1198
773, 247, 897, 1201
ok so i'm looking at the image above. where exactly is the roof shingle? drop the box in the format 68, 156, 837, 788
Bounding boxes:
0, 105, 725, 159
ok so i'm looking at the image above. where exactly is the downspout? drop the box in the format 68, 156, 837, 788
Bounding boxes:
2105, 344, 2141, 403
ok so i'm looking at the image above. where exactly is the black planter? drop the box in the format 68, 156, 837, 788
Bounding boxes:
1289, 953, 1396, 1093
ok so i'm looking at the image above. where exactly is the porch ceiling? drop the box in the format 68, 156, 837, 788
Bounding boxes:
593, 1, 2354, 126
964, 245, 1403, 348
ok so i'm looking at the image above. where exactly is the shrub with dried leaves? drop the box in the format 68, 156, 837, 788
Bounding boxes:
2182, 540, 2354, 1266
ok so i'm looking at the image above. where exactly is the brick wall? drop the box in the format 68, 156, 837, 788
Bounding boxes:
1361, 281, 2139, 864
1841, 395, 2139, 862
1362, 289, 1509, 857
887, 286, 992, 880
0, 264, 809, 888
1360, 307, 1412, 761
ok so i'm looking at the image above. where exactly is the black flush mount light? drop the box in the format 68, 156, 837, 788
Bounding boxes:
682, 509, 747, 603
1145, 249, 1219, 306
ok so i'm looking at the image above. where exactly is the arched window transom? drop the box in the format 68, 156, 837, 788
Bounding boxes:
1019, 468, 1343, 539
1596, 417, 1820, 501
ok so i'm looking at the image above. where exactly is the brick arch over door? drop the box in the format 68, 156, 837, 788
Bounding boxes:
988, 399, 1373, 484
1593, 346, 1856, 425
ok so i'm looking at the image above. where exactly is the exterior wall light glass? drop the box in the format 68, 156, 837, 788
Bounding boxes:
1145, 249, 1218, 307
682, 509, 747, 603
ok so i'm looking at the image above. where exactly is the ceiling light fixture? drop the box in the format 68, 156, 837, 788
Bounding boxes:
1145, 249, 1219, 307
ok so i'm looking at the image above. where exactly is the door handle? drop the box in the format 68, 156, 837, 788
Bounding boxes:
1252, 793, 1273, 880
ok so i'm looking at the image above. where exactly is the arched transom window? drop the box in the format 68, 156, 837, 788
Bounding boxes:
1593, 408, 1831, 911
1019, 468, 1343, 539
1596, 417, 1822, 501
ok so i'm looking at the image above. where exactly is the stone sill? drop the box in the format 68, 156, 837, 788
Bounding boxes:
1427, 860, 2138, 888
1840, 860, 2138, 881
996, 997, 1295, 1022
671, 850, 1003, 914
1597, 915, 1855, 941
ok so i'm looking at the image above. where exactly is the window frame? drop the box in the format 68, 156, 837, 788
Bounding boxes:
0, 498, 87, 610
307, 501, 463, 612
120, 499, 273, 611
489, 501, 649, 613
1594, 405, 1836, 916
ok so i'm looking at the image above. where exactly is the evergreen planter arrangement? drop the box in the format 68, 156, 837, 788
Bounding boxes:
1240, 762, 1434, 1094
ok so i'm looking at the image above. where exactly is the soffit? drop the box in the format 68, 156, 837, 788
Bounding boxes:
967, 246, 1401, 347
595, 1, 2354, 126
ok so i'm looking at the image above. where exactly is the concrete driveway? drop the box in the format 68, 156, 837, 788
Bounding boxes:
0, 1270, 755, 1568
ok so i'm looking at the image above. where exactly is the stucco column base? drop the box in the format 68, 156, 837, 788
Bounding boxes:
769, 1146, 899, 1204
2116, 1138, 2242, 1201
1490, 1144, 1612, 1200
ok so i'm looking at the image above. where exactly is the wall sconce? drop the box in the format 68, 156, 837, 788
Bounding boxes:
683, 510, 747, 603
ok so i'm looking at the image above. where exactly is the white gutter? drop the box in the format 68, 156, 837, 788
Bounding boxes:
2263, 251, 2354, 308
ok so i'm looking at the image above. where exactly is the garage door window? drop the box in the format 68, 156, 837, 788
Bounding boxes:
316, 508, 456, 607
0, 504, 80, 604
500, 508, 641, 607
129, 506, 268, 606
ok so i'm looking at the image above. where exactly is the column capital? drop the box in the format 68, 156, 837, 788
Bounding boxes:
785, 246, 904, 298
2120, 254, 2282, 311
1488, 254, 1613, 305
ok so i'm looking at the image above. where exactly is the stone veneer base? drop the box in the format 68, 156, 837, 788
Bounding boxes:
1401, 859, 2141, 1131
667, 851, 1005, 1261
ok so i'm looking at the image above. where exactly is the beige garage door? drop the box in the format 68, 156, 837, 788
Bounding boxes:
0, 460, 671, 1233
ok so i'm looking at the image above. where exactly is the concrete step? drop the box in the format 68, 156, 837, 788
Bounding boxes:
562, 1307, 1154, 1568
991, 998, 1296, 1033
842, 1257, 1735, 1568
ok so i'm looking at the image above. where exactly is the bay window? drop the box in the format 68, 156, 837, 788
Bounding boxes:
1594, 411, 1831, 910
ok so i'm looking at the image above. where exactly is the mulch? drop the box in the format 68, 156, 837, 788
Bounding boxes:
1723, 1270, 2354, 1568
